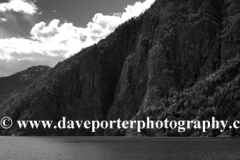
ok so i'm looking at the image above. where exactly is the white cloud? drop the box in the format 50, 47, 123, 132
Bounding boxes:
30, 19, 87, 58
0, 0, 38, 15
0, 37, 66, 76
0, 17, 7, 22
0, 0, 155, 77
84, 0, 155, 45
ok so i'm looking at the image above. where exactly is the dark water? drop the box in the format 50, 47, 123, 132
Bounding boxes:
0, 137, 240, 160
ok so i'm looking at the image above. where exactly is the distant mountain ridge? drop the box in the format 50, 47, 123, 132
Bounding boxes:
0, 65, 51, 105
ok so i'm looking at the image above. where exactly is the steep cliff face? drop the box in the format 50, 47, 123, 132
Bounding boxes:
1, 0, 240, 136
108, 0, 225, 119
0, 16, 143, 135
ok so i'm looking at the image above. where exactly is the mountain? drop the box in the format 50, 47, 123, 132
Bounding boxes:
1, 0, 240, 136
0, 65, 51, 106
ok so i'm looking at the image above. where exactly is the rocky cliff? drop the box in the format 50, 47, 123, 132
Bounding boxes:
1, 0, 240, 136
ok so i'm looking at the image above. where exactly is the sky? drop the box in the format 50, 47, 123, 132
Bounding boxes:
0, 0, 155, 77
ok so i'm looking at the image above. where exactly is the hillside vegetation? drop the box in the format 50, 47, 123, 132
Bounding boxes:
1, 0, 240, 136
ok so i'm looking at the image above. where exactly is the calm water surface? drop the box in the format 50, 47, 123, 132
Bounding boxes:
0, 137, 240, 160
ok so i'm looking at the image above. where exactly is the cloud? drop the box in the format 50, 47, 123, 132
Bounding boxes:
0, 0, 155, 77
0, 17, 7, 22
28, 0, 155, 57
0, 37, 65, 76
0, 54, 64, 77
30, 19, 86, 58
0, 0, 38, 15
85, 0, 155, 45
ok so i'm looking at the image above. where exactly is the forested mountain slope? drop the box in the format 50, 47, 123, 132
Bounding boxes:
1, 0, 240, 136
0, 66, 50, 106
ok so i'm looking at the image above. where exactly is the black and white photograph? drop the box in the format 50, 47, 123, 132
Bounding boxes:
0, 0, 240, 159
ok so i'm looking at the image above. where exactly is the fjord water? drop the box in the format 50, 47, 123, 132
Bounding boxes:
1, 137, 240, 160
